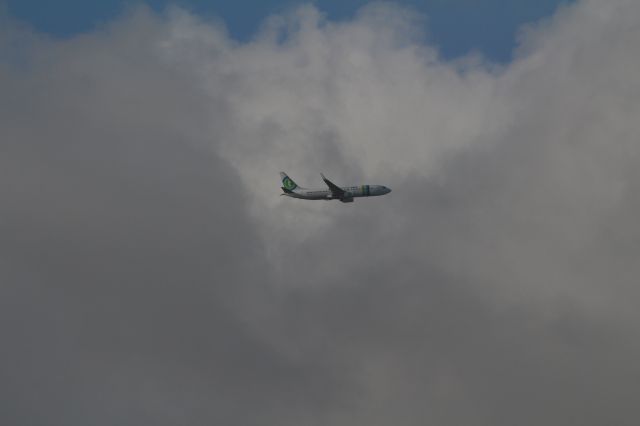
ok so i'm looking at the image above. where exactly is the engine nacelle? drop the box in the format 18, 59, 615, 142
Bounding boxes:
340, 197, 354, 203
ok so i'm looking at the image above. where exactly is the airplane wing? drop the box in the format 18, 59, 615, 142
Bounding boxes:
321, 173, 346, 198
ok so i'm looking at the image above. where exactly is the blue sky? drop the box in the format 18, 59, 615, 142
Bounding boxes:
4, 0, 572, 62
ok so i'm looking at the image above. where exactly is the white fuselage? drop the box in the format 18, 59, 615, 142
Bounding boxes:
284, 184, 391, 200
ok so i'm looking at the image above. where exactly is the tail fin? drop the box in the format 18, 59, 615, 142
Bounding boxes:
280, 172, 298, 191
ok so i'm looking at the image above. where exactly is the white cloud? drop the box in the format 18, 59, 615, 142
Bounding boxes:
2, 1, 640, 424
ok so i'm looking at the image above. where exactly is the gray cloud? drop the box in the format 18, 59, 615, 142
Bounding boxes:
2, 1, 640, 425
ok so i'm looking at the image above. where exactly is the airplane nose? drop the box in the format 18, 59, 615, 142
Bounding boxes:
386, 187, 392, 194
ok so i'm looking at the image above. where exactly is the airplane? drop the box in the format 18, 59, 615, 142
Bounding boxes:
279, 172, 391, 203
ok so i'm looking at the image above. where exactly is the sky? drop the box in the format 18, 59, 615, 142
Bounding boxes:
2, 0, 640, 425
4, 0, 572, 61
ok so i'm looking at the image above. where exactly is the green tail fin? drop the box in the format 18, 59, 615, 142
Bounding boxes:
279, 172, 298, 191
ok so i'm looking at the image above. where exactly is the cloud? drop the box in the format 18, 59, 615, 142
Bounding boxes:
2, 1, 640, 425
